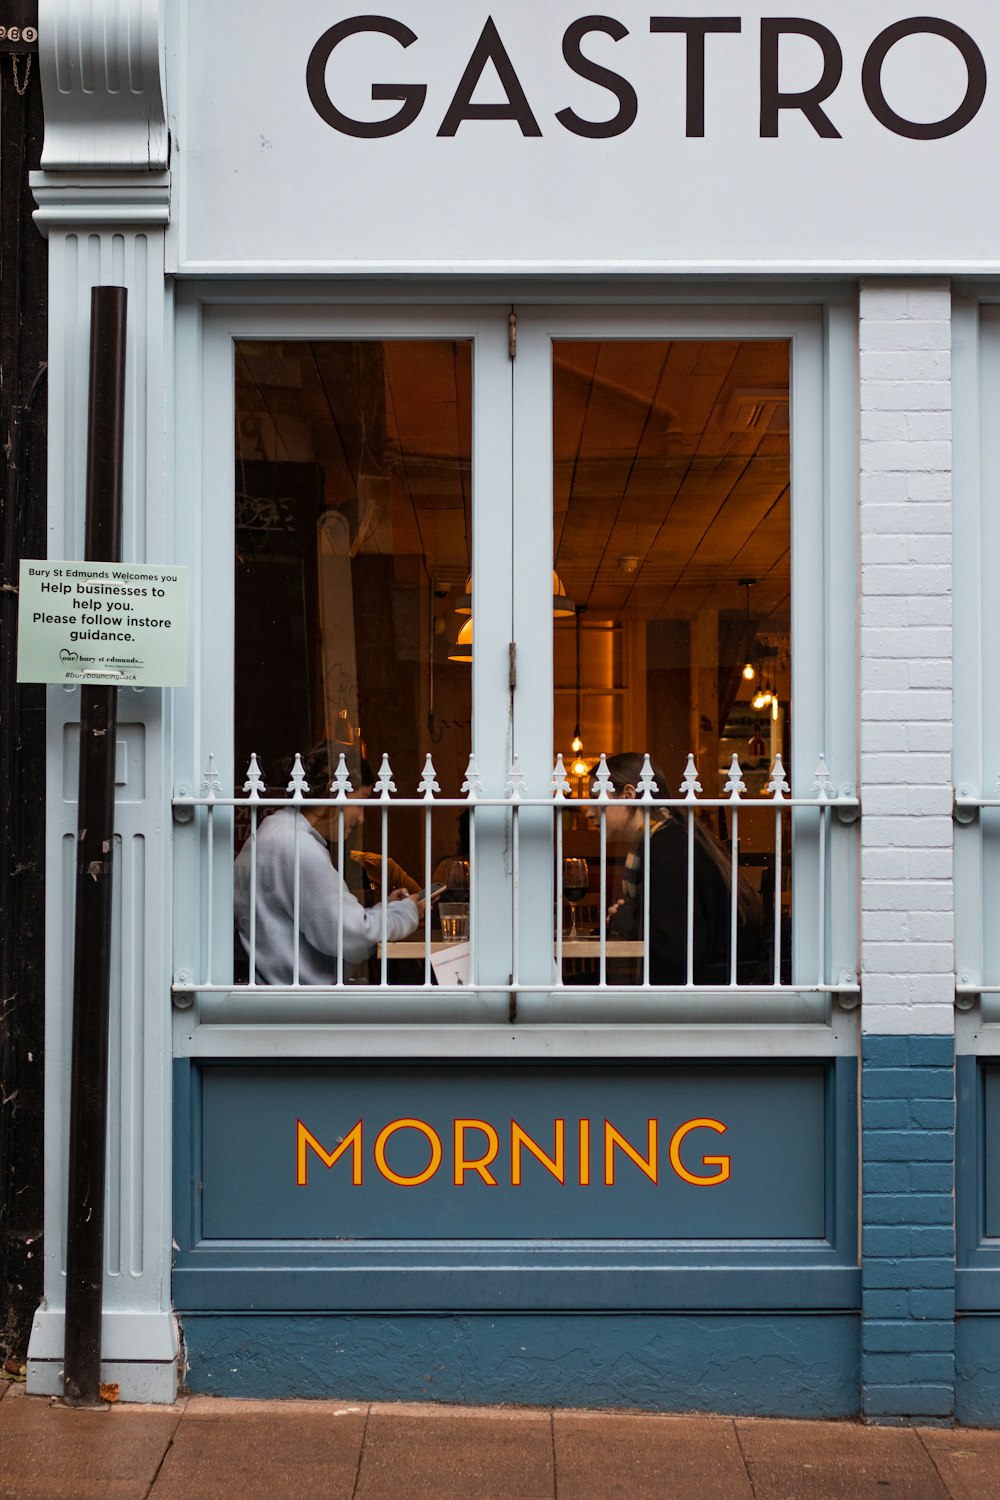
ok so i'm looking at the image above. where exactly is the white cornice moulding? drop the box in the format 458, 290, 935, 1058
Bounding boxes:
30, 173, 170, 235
39, 0, 168, 172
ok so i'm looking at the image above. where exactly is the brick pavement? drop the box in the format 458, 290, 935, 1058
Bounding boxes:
3, 1377, 1000, 1499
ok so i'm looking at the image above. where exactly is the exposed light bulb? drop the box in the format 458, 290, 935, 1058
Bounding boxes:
571, 733, 583, 755
742, 661, 756, 682
572, 758, 589, 778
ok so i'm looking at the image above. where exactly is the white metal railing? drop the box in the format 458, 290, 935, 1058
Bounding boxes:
172, 749, 859, 1012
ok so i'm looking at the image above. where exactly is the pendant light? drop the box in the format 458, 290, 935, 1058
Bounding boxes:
450, 569, 577, 664
447, 615, 473, 663
739, 577, 756, 683
456, 570, 576, 617
570, 606, 588, 778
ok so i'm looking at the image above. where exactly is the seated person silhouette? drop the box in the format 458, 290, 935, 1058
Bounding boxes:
591, 752, 765, 985
234, 746, 423, 984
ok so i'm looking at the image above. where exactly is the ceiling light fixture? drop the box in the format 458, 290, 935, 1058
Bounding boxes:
739, 577, 757, 683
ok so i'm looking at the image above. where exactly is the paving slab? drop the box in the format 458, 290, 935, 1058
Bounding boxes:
916, 1427, 1000, 1500
356, 1403, 555, 1500
0, 1385, 182, 1500
147, 1398, 368, 1500
553, 1411, 753, 1500
736, 1418, 951, 1500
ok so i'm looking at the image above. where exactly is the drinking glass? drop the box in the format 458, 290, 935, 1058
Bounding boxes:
439, 903, 469, 941
562, 857, 589, 940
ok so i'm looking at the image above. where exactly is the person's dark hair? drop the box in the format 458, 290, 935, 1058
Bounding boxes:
301, 742, 374, 794
601, 751, 762, 927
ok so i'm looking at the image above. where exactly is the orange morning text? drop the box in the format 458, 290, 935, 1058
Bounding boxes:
296, 1116, 730, 1188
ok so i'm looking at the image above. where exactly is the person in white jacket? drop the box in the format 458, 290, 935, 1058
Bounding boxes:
234, 755, 423, 984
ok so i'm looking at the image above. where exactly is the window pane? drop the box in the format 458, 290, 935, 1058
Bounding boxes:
234, 340, 472, 983
553, 340, 791, 985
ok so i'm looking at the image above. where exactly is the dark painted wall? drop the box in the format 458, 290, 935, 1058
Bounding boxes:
0, 33, 47, 1369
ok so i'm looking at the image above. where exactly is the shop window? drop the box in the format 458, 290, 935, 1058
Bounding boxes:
171, 305, 857, 1018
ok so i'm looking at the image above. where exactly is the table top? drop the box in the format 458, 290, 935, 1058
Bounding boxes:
379, 936, 643, 958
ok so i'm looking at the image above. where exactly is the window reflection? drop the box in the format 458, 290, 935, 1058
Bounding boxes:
234, 340, 473, 981
553, 340, 791, 983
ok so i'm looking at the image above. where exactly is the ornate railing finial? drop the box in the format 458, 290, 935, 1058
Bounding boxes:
637, 755, 658, 801
592, 754, 612, 801
418, 753, 441, 799
813, 754, 833, 800
768, 754, 790, 801
505, 755, 527, 799
374, 753, 396, 799
287, 752, 309, 800
243, 753, 265, 800
202, 754, 223, 800
724, 754, 745, 799
332, 754, 353, 801
681, 753, 702, 800
462, 753, 484, 799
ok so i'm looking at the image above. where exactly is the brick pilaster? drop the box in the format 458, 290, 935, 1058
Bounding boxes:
858, 280, 955, 1420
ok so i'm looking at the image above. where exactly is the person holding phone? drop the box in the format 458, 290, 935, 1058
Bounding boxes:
234, 746, 427, 984
589, 751, 765, 986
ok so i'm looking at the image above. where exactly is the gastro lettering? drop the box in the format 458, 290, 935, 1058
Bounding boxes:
307, 14, 989, 141
297, 1115, 731, 1187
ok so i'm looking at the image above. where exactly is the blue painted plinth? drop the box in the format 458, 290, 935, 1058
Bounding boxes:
956, 1317, 1000, 1427
180, 1313, 859, 1416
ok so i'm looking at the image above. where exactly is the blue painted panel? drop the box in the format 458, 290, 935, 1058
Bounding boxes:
956, 1055, 1000, 1301
198, 1062, 826, 1241
956, 1315, 1000, 1426
984, 1066, 1000, 1238
179, 1311, 860, 1416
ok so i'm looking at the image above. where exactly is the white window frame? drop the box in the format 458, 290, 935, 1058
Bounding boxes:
170, 286, 859, 1063
955, 294, 1000, 1049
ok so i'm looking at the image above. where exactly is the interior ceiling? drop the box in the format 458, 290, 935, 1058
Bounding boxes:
235, 337, 790, 632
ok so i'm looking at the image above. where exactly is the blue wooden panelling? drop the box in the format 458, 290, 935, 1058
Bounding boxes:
956, 1056, 1000, 1305
199, 1061, 826, 1240
173, 1058, 859, 1317
956, 1315, 1000, 1426
983, 1066, 1000, 1238
179, 1311, 860, 1415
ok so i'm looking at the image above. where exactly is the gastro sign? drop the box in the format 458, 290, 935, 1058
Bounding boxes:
307, 14, 987, 142
176, 2, 1000, 270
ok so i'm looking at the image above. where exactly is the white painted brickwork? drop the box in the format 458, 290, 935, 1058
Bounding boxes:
859, 281, 954, 1036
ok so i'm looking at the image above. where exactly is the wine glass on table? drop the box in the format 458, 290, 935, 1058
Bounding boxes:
438, 856, 470, 901
562, 857, 589, 941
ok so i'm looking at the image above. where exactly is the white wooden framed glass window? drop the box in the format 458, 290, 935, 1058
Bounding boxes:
170, 292, 858, 1057
955, 296, 1000, 1043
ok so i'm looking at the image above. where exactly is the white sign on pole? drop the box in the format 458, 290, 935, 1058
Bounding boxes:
16, 561, 189, 688
173, 0, 1000, 272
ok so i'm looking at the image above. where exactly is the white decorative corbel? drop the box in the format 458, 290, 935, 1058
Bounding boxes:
38, 0, 168, 172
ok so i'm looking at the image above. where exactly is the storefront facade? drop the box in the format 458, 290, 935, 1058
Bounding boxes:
21, 0, 1000, 1420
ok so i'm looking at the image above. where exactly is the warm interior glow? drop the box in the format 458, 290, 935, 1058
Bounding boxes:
448, 616, 474, 662
742, 661, 756, 681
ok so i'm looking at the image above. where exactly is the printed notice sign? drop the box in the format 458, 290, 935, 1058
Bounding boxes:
16, 560, 188, 687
